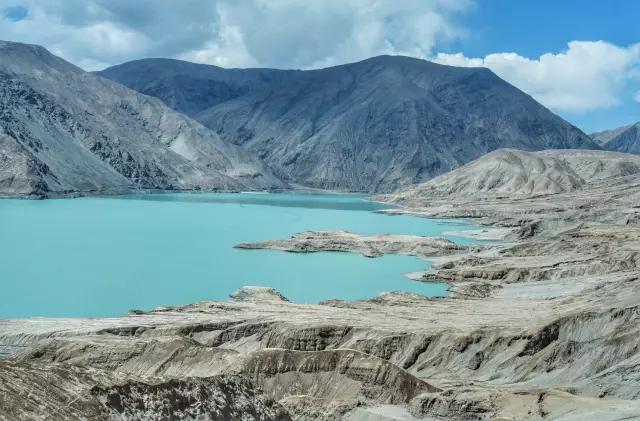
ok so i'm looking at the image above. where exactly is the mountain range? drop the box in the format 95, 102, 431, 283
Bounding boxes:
0, 40, 604, 197
99, 56, 598, 192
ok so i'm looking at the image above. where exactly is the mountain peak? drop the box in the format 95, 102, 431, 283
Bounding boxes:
600, 121, 640, 154
0, 39, 81, 75
100, 53, 598, 192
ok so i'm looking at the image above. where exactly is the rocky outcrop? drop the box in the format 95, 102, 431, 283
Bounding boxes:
0, 40, 283, 198
408, 388, 640, 421
7, 334, 437, 419
235, 231, 468, 258
237, 349, 438, 404
99, 56, 598, 193
94, 375, 292, 421
0, 359, 291, 421
230, 286, 291, 303
14, 336, 239, 378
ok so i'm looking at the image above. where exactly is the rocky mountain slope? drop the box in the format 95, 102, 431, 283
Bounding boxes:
100, 56, 599, 192
0, 41, 282, 198
385, 148, 640, 200
599, 121, 640, 154
590, 124, 633, 145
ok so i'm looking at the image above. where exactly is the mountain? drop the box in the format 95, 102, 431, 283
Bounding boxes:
100, 56, 599, 193
384, 148, 640, 201
0, 41, 282, 198
590, 125, 633, 146
592, 122, 640, 154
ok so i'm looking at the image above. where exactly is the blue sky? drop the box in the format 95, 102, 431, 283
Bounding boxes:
0, 0, 638, 132
450, 0, 639, 58
445, 0, 640, 131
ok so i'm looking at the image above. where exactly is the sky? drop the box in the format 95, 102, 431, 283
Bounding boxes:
0, 0, 638, 133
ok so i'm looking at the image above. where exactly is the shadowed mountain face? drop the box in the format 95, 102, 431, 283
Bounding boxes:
100, 56, 599, 193
0, 41, 282, 197
590, 125, 633, 146
594, 122, 640, 154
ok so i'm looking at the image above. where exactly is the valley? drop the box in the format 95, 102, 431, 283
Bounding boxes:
0, 39, 639, 421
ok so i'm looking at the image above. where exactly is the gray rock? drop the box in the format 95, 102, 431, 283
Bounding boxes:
0, 40, 284, 197
230, 286, 291, 303
0, 359, 292, 421
235, 231, 468, 259
99, 56, 599, 193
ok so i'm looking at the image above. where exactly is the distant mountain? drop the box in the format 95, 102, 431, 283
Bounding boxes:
0, 41, 282, 197
384, 148, 640, 202
100, 56, 599, 193
592, 122, 640, 154
590, 125, 633, 146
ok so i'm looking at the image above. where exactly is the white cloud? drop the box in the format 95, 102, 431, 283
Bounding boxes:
434, 41, 640, 113
1, 1, 637, 118
635, 90, 640, 103
0, 0, 221, 70
0, 0, 471, 70
180, 0, 472, 69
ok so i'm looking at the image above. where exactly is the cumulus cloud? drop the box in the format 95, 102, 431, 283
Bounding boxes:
1, 1, 638, 118
434, 41, 640, 113
0, 0, 222, 69
0, 0, 470, 70
180, 0, 471, 69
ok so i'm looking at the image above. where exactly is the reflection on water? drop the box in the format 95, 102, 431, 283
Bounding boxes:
119, 192, 391, 211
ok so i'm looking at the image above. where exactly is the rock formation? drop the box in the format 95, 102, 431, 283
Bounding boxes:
235, 231, 469, 258
0, 359, 292, 421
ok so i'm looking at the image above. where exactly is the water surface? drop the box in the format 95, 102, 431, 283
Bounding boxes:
0, 193, 481, 318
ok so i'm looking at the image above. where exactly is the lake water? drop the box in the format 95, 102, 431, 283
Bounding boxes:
0, 193, 481, 318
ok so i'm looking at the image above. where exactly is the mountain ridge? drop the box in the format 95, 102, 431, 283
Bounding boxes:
100, 55, 600, 193
0, 40, 283, 197
384, 148, 640, 202
598, 122, 640, 154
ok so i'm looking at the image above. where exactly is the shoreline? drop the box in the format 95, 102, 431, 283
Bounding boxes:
0, 185, 379, 201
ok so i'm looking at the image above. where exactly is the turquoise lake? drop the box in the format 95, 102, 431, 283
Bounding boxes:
0, 193, 481, 318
